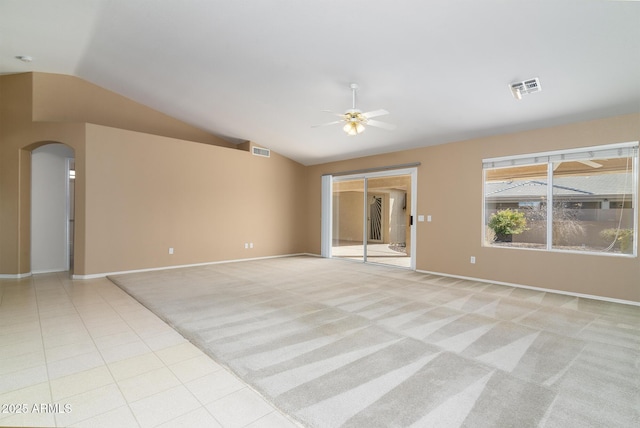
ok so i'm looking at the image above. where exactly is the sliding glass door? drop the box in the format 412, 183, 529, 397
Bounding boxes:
332, 178, 365, 262
328, 168, 416, 269
366, 175, 412, 267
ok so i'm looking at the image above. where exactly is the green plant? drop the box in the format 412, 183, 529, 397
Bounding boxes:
600, 228, 634, 253
488, 209, 528, 241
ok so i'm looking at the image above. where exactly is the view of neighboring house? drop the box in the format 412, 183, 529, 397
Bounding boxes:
485, 170, 634, 252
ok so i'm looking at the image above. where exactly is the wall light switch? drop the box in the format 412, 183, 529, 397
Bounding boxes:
249, 243, 254, 249
470, 256, 476, 264
244, 243, 249, 249
418, 215, 425, 222
168, 247, 174, 255
427, 215, 432, 222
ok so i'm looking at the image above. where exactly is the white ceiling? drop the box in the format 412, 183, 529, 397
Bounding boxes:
1, 0, 639, 165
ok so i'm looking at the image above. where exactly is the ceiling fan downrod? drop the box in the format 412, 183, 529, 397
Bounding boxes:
350, 83, 359, 111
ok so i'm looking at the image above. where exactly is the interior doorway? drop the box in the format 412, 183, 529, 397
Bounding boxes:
326, 168, 416, 269
31, 143, 75, 274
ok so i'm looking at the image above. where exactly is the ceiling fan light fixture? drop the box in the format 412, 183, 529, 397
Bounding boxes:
313, 82, 394, 133
344, 122, 365, 136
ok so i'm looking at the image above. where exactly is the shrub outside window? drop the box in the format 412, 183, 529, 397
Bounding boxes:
483, 142, 638, 256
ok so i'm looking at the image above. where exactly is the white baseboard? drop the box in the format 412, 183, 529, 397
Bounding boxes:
0, 272, 32, 279
416, 269, 640, 307
58, 254, 640, 307
72, 253, 310, 280
32, 269, 68, 275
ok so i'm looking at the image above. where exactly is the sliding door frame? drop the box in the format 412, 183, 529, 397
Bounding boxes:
322, 167, 417, 269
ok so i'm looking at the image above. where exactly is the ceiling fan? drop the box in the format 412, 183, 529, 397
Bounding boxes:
313, 83, 396, 136
553, 159, 603, 170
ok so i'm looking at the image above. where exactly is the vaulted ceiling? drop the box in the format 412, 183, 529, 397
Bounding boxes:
1, 1, 639, 165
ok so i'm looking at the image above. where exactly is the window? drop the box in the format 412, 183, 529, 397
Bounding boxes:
483, 142, 638, 256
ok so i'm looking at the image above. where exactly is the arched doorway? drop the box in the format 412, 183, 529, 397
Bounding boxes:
31, 143, 75, 273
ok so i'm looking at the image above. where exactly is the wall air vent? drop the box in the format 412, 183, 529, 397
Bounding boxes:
252, 146, 270, 158
509, 77, 541, 100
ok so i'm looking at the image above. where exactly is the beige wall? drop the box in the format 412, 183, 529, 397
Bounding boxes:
306, 114, 640, 302
0, 73, 87, 274
1, 72, 306, 277
31, 73, 234, 148
83, 124, 307, 274
333, 191, 365, 242
2, 72, 638, 302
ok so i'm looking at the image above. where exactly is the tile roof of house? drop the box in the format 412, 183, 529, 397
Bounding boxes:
486, 173, 633, 199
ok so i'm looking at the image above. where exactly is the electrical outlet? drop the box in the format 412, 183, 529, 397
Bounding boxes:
470, 256, 476, 264
168, 247, 174, 255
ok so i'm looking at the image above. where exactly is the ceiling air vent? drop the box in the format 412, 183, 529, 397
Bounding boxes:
252, 146, 270, 158
509, 77, 541, 100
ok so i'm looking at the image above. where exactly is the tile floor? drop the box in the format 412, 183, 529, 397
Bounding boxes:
0, 272, 300, 428
331, 243, 411, 268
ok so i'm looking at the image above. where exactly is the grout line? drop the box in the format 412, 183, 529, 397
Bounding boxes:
54, 273, 143, 428
32, 273, 58, 427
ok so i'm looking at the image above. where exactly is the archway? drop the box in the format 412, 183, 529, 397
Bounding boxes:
29, 142, 75, 273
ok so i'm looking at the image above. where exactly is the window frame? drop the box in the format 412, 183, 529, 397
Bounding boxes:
482, 142, 639, 257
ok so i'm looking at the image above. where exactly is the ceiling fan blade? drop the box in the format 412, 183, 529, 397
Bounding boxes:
311, 120, 344, 128
578, 160, 603, 168
362, 109, 389, 119
554, 159, 603, 170
367, 119, 396, 130
321, 110, 347, 117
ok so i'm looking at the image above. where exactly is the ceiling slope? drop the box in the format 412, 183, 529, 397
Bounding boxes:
1, 0, 639, 165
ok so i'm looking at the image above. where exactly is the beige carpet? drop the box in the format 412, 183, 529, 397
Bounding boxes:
109, 256, 639, 427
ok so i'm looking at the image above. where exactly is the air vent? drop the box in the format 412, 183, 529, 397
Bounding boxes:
509, 77, 541, 99
252, 146, 270, 158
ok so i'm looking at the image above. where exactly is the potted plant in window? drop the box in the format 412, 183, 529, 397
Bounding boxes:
488, 209, 528, 242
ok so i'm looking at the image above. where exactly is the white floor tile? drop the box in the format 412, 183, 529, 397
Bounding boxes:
117, 366, 182, 402
169, 354, 223, 383
41, 319, 86, 337
0, 319, 40, 336
85, 319, 134, 338
0, 350, 46, 376
93, 330, 142, 351
205, 388, 275, 428
0, 365, 48, 395
143, 329, 187, 351
42, 329, 93, 349
0, 273, 293, 428
0, 408, 56, 427
74, 404, 140, 428
156, 406, 223, 428
99, 340, 152, 364
50, 365, 115, 401
245, 411, 302, 428
0, 382, 52, 422
185, 369, 246, 405
45, 339, 98, 363
129, 385, 202, 428
107, 352, 165, 381
0, 337, 43, 359
54, 383, 127, 427
155, 341, 204, 366
47, 350, 106, 380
